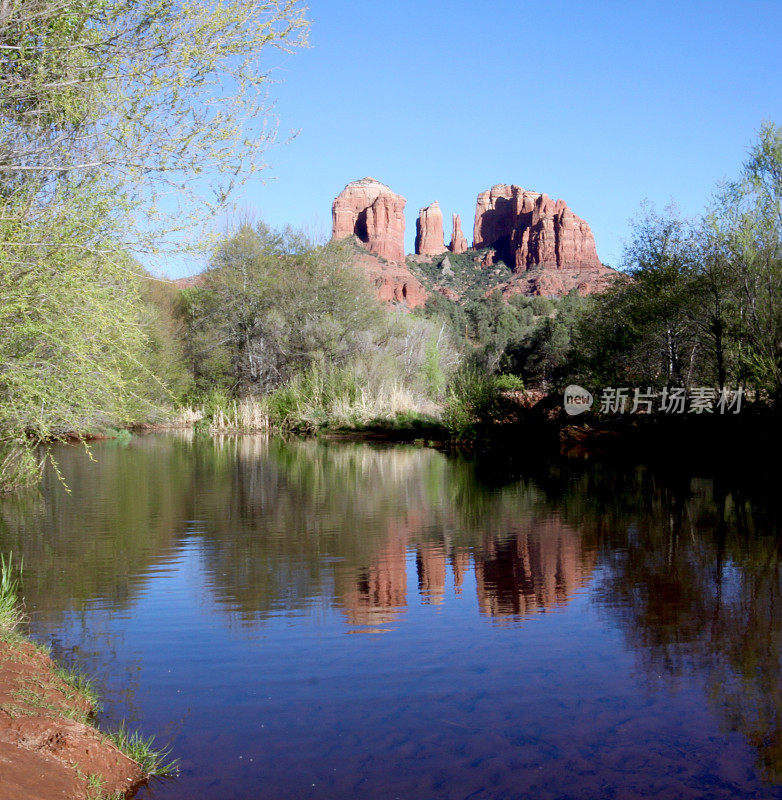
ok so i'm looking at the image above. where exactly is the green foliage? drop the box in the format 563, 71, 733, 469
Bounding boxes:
0, 552, 23, 634
53, 664, 100, 711
1, 0, 309, 244
568, 124, 781, 404
179, 222, 461, 431
408, 249, 513, 301
570, 205, 700, 388
183, 224, 382, 395
266, 364, 363, 428
441, 368, 503, 439
0, 230, 178, 489
494, 374, 525, 392
420, 334, 447, 398
107, 722, 177, 777
0, 0, 308, 492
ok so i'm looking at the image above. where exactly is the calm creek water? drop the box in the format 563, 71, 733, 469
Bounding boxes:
0, 433, 780, 800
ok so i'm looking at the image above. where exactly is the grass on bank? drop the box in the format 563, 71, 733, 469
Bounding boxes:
176, 362, 533, 441
180, 363, 442, 434
107, 722, 177, 776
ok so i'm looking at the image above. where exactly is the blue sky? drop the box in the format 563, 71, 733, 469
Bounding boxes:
161, 0, 781, 278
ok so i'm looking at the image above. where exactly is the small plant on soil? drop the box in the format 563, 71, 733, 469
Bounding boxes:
108, 722, 178, 777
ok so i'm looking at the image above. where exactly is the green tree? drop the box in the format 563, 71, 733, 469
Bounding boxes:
708, 122, 782, 401
573, 205, 700, 388
0, 0, 308, 489
184, 223, 382, 395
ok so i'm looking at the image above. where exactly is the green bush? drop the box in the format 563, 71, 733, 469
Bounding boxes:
495, 374, 525, 392
442, 368, 502, 439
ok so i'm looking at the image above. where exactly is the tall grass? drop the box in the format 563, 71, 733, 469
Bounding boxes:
264, 363, 439, 431
179, 363, 442, 433
0, 552, 23, 633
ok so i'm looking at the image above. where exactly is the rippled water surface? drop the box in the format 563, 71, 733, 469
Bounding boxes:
1, 434, 780, 800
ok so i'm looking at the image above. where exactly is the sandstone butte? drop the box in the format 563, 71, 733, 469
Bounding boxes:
330, 177, 614, 308
0, 638, 145, 800
414, 201, 446, 257
331, 177, 406, 264
473, 184, 602, 272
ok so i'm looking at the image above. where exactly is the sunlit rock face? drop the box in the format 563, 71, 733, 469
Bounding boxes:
473, 517, 596, 619
351, 249, 427, 309
472, 184, 602, 272
449, 213, 468, 254
415, 201, 446, 257
332, 177, 406, 264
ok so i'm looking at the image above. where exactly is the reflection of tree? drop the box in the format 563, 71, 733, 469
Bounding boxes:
0, 436, 195, 622
553, 464, 782, 783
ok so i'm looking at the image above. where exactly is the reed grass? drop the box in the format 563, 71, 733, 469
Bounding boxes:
0, 553, 23, 634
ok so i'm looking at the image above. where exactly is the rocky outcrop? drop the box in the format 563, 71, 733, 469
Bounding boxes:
500, 266, 617, 299
449, 213, 468, 254
415, 201, 445, 256
352, 249, 427, 309
332, 177, 406, 264
473, 184, 601, 272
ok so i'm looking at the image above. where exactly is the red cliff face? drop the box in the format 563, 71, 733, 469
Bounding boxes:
332, 177, 406, 264
353, 250, 427, 309
473, 184, 601, 272
415, 201, 446, 256
449, 213, 468, 254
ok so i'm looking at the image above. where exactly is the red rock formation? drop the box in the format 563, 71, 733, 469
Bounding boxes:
415, 201, 446, 256
476, 249, 496, 268
473, 184, 601, 272
332, 177, 406, 264
353, 250, 427, 309
499, 266, 618, 299
449, 213, 468, 254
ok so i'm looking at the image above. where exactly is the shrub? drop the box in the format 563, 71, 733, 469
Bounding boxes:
442, 368, 502, 439
495, 374, 525, 392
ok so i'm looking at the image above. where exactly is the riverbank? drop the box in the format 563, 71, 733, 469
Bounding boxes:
0, 636, 144, 800
136, 388, 780, 464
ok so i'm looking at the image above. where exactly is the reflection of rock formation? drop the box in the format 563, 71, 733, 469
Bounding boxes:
416, 543, 447, 605
338, 530, 408, 627
451, 550, 470, 595
474, 518, 594, 619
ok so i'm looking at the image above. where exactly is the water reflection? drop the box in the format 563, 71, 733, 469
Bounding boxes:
0, 435, 779, 797
474, 518, 595, 620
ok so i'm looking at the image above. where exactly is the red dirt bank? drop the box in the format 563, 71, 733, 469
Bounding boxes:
0, 639, 143, 800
